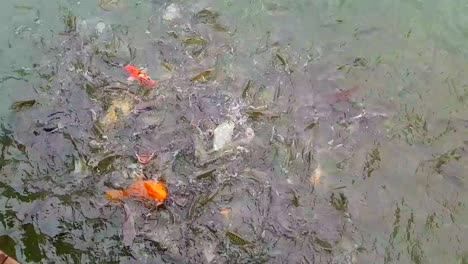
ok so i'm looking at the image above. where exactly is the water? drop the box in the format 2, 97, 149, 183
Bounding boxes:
0, 0, 467, 263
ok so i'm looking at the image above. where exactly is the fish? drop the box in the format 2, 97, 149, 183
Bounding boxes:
105, 180, 167, 205
122, 203, 136, 247
322, 85, 360, 104
135, 151, 155, 165
124, 65, 157, 87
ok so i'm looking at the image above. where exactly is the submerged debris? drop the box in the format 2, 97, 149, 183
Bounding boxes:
213, 121, 235, 151
330, 192, 348, 212
98, 0, 121, 11
163, 3, 182, 21
100, 99, 133, 128
363, 144, 381, 178
62, 9, 77, 33
95, 22, 106, 34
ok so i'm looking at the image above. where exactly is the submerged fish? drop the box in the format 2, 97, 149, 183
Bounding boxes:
135, 151, 155, 165
105, 180, 167, 205
322, 85, 360, 104
124, 65, 157, 87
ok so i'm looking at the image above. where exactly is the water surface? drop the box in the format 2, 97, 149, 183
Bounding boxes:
0, 0, 467, 263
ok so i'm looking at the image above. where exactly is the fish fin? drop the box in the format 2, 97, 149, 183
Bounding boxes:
156, 178, 166, 186
135, 174, 145, 180
105, 190, 124, 201
147, 79, 157, 87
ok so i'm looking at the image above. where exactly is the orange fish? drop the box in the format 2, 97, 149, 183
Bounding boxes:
124, 65, 157, 87
105, 180, 167, 205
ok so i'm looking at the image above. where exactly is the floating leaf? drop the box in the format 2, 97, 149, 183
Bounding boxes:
98, 0, 121, 11
10, 100, 36, 111
191, 69, 214, 82
182, 37, 207, 46
226, 231, 250, 246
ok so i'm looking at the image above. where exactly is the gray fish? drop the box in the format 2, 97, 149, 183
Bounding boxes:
123, 204, 136, 247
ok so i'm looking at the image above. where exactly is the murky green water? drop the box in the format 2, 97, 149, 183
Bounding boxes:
1, 0, 467, 263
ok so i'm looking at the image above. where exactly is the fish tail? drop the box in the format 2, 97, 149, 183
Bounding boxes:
105, 189, 125, 201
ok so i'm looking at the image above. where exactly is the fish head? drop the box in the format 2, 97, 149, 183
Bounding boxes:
143, 181, 167, 202
124, 65, 141, 76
